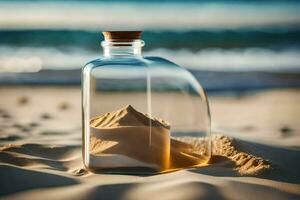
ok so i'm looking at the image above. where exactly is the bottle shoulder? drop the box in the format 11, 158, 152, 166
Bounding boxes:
144, 56, 180, 68
84, 56, 181, 69
84, 57, 147, 70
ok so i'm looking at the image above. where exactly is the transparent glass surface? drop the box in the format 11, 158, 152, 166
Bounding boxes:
82, 40, 211, 174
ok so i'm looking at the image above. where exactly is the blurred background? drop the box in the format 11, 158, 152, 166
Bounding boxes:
0, 0, 300, 92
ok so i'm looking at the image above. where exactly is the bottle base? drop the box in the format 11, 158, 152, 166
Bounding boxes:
84, 158, 210, 175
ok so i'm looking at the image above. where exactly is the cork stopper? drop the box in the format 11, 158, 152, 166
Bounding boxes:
102, 31, 142, 42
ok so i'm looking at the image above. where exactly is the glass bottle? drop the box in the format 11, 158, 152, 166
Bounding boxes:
82, 31, 211, 174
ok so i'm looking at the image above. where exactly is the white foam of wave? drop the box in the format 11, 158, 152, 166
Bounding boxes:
0, 46, 98, 72
150, 48, 300, 72
0, 46, 299, 72
0, 2, 299, 30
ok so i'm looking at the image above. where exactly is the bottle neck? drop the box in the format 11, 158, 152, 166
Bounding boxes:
101, 40, 144, 58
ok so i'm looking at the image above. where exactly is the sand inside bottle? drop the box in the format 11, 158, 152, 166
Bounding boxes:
89, 105, 209, 173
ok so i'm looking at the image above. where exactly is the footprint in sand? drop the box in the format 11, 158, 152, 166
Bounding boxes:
17, 96, 29, 105
1, 113, 12, 119
280, 126, 293, 137
28, 122, 39, 128
21, 127, 31, 132
58, 101, 70, 111
40, 113, 53, 120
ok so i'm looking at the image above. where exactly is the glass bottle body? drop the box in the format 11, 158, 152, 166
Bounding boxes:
82, 40, 211, 174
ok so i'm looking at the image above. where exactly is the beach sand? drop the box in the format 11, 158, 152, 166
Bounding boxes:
0, 86, 299, 200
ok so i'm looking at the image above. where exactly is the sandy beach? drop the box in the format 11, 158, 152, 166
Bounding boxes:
0, 86, 299, 200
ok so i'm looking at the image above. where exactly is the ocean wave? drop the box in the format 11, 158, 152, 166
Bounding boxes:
0, 1, 299, 30
0, 46, 299, 72
1, 30, 300, 51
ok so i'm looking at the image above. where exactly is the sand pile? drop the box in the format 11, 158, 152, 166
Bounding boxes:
90, 105, 171, 171
89, 105, 208, 172
212, 134, 271, 175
